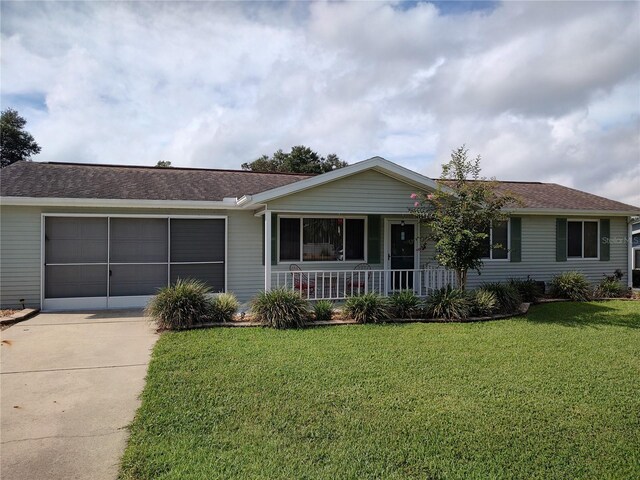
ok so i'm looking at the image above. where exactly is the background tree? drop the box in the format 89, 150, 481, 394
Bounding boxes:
155, 160, 173, 168
242, 145, 347, 174
1, 108, 41, 168
411, 146, 520, 289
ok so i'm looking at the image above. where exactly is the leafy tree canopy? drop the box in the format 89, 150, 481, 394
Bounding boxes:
411, 146, 521, 289
155, 160, 173, 168
242, 145, 347, 174
1, 108, 41, 168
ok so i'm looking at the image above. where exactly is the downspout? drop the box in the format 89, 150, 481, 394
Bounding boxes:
628, 218, 633, 289
264, 207, 272, 291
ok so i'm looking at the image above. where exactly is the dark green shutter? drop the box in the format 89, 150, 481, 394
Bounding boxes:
600, 219, 610, 261
271, 213, 278, 266
367, 215, 381, 264
556, 218, 567, 262
510, 217, 522, 262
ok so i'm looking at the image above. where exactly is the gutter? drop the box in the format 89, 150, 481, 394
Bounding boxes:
508, 208, 640, 217
235, 195, 252, 207
0, 196, 238, 210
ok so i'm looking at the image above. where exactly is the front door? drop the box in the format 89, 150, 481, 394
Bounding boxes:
386, 221, 417, 292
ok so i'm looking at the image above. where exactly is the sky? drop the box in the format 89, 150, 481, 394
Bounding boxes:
1, 1, 639, 206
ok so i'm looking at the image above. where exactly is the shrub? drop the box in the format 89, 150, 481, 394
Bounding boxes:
424, 286, 470, 320
508, 278, 543, 303
388, 290, 421, 318
145, 279, 212, 331
343, 293, 389, 324
210, 293, 240, 322
549, 272, 592, 301
603, 269, 624, 282
313, 300, 334, 322
469, 288, 498, 317
481, 282, 522, 313
251, 288, 309, 329
594, 278, 627, 298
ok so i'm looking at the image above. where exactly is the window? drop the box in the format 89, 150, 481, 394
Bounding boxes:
278, 217, 366, 262
567, 220, 598, 259
481, 220, 509, 260
279, 218, 301, 261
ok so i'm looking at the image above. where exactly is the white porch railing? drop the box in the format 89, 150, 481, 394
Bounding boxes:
272, 267, 457, 300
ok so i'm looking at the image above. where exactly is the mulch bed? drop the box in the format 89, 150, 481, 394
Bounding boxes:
188, 303, 532, 329
177, 296, 639, 330
0, 309, 40, 331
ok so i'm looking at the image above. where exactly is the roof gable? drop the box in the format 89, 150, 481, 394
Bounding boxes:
239, 156, 442, 206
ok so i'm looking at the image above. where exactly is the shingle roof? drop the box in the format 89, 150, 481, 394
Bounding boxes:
439, 180, 639, 212
0, 161, 638, 213
0, 161, 311, 201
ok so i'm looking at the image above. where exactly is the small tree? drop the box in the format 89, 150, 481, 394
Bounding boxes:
411, 146, 519, 289
1, 108, 41, 168
155, 160, 172, 168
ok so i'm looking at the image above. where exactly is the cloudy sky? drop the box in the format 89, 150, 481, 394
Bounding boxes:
1, 1, 639, 205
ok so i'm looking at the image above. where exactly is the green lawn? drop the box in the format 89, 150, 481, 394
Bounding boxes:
120, 301, 640, 479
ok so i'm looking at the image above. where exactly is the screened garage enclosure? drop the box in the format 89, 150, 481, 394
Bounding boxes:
43, 216, 226, 310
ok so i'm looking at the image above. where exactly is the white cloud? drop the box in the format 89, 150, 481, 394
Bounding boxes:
1, 0, 638, 205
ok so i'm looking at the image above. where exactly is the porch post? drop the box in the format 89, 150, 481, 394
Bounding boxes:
264, 208, 272, 291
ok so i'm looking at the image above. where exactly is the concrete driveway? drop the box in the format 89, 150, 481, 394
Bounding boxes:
1, 310, 157, 480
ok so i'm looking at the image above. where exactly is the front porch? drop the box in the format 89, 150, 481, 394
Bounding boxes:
272, 266, 457, 300
262, 210, 457, 299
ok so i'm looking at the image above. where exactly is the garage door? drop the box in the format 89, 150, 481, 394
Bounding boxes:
43, 216, 226, 310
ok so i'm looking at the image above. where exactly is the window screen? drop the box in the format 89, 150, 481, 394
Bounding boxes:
345, 219, 365, 260
109, 264, 168, 296
492, 221, 509, 260
45, 217, 108, 264
279, 218, 301, 261
45, 265, 108, 298
170, 219, 225, 290
170, 264, 225, 292
110, 218, 167, 263
583, 221, 598, 258
45, 217, 109, 299
44, 217, 227, 301
480, 224, 491, 259
170, 219, 225, 262
303, 218, 343, 261
567, 222, 583, 257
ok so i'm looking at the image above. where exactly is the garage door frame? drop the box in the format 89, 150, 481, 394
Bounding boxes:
41, 213, 228, 311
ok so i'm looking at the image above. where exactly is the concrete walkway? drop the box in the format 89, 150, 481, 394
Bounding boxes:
1, 310, 157, 480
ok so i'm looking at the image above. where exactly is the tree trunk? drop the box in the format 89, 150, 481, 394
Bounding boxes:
456, 269, 467, 290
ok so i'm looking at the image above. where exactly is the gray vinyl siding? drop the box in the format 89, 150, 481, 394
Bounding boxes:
267, 170, 417, 213
420, 215, 630, 287
0, 206, 42, 309
225, 210, 264, 303
0, 206, 264, 308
